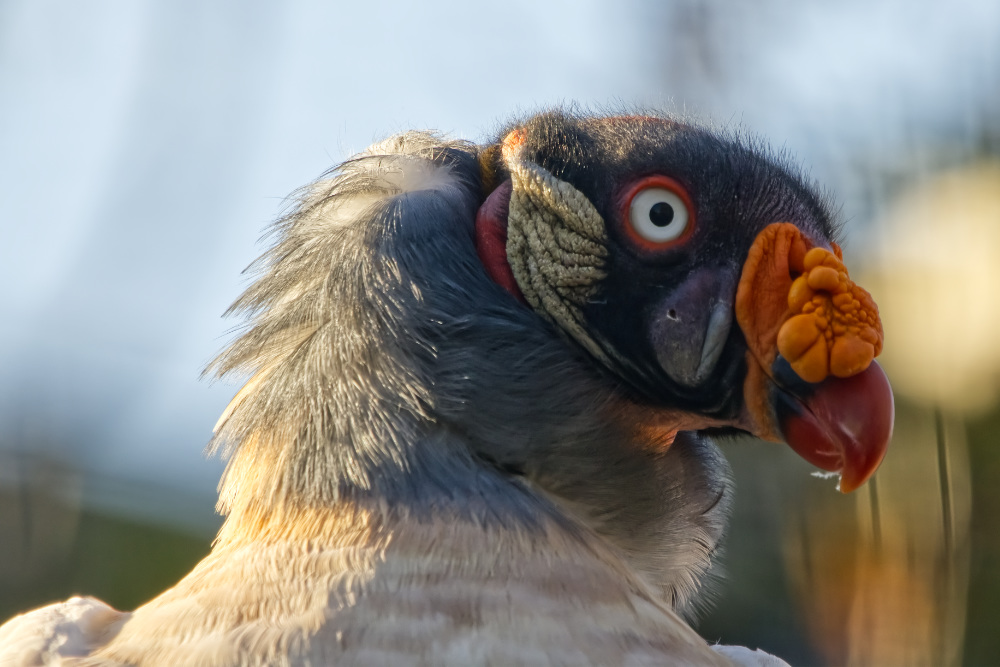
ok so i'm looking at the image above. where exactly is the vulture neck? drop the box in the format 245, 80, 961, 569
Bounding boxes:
202, 131, 728, 614
205, 230, 729, 613
208, 295, 728, 622
207, 291, 590, 547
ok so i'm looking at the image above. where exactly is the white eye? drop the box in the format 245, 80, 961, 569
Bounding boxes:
628, 187, 691, 244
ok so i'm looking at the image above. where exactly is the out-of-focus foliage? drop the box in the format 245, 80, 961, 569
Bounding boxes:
0, 463, 213, 622
783, 406, 970, 666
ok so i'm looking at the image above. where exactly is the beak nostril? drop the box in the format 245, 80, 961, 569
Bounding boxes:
650, 267, 736, 387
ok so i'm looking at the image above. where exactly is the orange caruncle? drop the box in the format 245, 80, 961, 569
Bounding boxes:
736, 222, 884, 391
777, 247, 883, 383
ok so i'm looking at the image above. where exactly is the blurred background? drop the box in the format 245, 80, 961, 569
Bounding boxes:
1, 0, 998, 664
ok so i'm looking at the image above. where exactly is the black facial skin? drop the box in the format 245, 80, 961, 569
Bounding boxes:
770, 354, 818, 427
487, 111, 838, 421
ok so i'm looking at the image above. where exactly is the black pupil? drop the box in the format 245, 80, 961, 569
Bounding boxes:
649, 202, 675, 227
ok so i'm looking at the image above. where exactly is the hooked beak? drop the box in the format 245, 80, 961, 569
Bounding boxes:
771, 356, 893, 493
649, 267, 736, 387
736, 223, 894, 492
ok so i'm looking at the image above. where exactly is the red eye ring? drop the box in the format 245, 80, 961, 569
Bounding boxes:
618, 175, 696, 252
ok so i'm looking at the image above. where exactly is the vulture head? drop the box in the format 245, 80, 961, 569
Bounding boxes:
208, 111, 893, 616
474, 114, 891, 491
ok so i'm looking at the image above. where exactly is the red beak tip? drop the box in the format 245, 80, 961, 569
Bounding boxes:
779, 361, 894, 494
838, 475, 860, 495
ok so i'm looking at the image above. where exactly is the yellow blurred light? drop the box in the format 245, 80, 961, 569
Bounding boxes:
862, 162, 1000, 413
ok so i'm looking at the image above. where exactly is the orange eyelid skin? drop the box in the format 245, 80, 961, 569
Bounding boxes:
736, 222, 884, 385
501, 129, 526, 161
619, 175, 697, 252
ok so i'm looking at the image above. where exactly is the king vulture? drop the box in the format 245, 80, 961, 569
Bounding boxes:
0, 111, 893, 666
